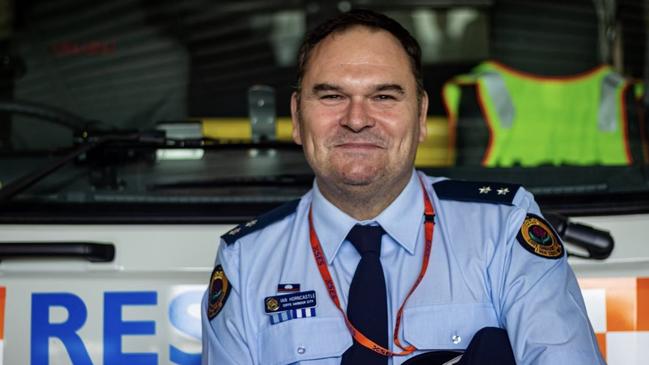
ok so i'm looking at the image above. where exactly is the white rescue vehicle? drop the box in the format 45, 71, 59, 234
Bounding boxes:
0, 1, 647, 364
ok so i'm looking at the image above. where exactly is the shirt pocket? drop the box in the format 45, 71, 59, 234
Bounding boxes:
258, 316, 353, 365
403, 303, 500, 351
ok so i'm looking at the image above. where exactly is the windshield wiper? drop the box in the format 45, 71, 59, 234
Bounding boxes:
0, 131, 166, 202
0, 129, 303, 202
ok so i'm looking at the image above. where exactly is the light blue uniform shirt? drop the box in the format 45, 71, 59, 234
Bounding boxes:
202, 171, 604, 365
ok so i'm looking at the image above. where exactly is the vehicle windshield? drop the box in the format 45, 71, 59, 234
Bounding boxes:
0, 0, 647, 222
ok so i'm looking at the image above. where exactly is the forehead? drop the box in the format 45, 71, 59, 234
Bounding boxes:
303, 26, 414, 87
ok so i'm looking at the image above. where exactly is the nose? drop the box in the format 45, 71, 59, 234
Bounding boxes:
341, 97, 374, 132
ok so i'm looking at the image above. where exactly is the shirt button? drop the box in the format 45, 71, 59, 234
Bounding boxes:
451, 335, 462, 344
297, 346, 306, 355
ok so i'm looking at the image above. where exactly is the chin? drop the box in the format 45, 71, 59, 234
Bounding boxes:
337, 167, 384, 186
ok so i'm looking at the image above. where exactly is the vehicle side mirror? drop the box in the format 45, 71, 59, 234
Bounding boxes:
544, 213, 615, 260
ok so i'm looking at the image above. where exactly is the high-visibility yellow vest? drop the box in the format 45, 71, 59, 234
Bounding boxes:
443, 61, 633, 167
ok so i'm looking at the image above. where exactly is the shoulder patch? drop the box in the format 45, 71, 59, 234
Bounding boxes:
207, 264, 231, 320
222, 199, 300, 245
433, 179, 521, 205
517, 213, 564, 259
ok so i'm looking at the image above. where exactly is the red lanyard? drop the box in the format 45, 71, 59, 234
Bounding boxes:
308, 177, 435, 357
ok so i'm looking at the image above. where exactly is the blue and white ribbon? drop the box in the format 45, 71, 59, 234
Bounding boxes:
269, 307, 316, 325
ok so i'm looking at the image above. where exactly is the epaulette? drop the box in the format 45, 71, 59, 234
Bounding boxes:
433, 179, 521, 205
221, 199, 300, 245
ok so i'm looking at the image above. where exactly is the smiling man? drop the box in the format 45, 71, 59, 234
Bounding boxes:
292, 23, 426, 221
202, 9, 604, 365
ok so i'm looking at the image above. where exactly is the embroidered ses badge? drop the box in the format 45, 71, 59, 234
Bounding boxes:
517, 213, 563, 259
207, 265, 231, 320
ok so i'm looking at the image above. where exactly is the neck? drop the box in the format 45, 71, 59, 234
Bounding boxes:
316, 172, 413, 221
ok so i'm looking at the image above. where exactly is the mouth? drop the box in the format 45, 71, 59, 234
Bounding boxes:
334, 141, 385, 151
334, 142, 385, 150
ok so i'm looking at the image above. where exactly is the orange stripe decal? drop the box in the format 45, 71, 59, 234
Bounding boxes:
579, 277, 637, 331
606, 278, 637, 331
638, 278, 649, 331
0, 287, 5, 340
578, 277, 649, 362
595, 333, 606, 360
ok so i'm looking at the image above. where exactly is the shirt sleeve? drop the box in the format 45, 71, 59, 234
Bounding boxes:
201, 240, 255, 365
488, 191, 606, 365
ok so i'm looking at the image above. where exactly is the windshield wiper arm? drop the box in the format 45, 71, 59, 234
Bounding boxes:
0, 130, 306, 202
0, 132, 164, 202
0, 142, 97, 202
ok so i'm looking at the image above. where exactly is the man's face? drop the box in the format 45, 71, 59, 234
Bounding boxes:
291, 26, 428, 193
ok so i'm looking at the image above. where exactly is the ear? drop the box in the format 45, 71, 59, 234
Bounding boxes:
418, 91, 429, 142
290, 92, 303, 145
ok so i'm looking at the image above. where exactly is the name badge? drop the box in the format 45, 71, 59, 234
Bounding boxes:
264, 290, 317, 314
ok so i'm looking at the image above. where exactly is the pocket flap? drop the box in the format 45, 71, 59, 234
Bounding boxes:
403, 303, 499, 350
259, 316, 352, 365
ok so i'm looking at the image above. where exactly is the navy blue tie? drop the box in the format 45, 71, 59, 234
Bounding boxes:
341, 224, 388, 365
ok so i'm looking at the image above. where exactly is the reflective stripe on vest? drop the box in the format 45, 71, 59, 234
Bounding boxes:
599, 72, 625, 132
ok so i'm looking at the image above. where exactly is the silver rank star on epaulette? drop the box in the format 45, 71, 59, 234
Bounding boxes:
221, 199, 301, 245
433, 179, 521, 206
226, 220, 255, 238
479, 186, 510, 196
479, 186, 492, 194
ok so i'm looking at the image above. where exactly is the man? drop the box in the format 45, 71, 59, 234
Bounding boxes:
202, 9, 604, 365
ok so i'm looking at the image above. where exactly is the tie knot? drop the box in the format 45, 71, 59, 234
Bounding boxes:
346, 224, 385, 256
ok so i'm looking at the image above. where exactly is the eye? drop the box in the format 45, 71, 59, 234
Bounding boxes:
373, 94, 396, 101
318, 94, 347, 105
320, 94, 343, 100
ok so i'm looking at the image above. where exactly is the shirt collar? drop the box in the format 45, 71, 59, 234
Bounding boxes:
311, 170, 424, 264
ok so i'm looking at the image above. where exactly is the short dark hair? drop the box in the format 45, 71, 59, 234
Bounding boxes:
296, 9, 424, 97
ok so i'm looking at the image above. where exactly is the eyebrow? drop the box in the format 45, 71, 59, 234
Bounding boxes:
312, 83, 343, 93
311, 83, 405, 94
375, 83, 405, 95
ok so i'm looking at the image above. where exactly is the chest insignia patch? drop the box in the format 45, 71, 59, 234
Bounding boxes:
207, 265, 231, 320
517, 214, 563, 259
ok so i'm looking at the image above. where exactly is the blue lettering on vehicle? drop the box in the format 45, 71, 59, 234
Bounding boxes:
168, 290, 202, 365
104, 291, 158, 364
31, 293, 93, 365
30, 290, 202, 364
